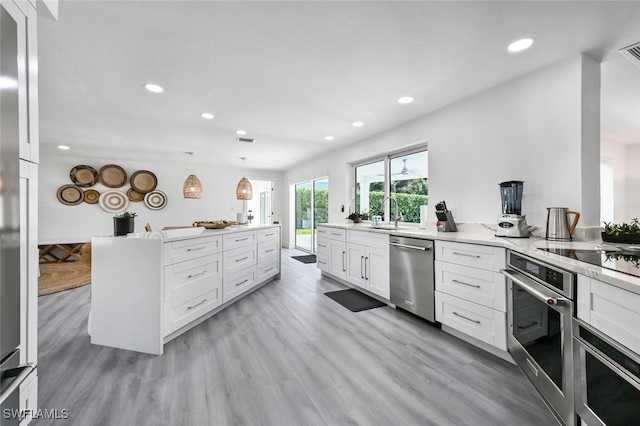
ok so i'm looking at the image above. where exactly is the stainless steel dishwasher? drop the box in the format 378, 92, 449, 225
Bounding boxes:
389, 236, 435, 322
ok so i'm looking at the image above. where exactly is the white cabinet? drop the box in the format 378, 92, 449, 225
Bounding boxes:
92, 226, 281, 355
317, 226, 346, 280
577, 274, 640, 355
346, 230, 389, 299
435, 241, 507, 352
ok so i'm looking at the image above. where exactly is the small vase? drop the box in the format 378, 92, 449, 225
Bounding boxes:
114, 217, 135, 236
353, 217, 361, 224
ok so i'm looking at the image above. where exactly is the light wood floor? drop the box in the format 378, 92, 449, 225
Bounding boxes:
34, 248, 558, 425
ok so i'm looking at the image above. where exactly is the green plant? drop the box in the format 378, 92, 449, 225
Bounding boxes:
114, 211, 138, 219
603, 218, 640, 236
347, 212, 369, 221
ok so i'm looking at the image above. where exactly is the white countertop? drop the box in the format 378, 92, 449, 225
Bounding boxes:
93, 223, 281, 243
319, 222, 640, 295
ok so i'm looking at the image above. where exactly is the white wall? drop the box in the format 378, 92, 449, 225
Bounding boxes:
626, 144, 640, 222
283, 54, 600, 247
39, 154, 283, 243
601, 138, 628, 223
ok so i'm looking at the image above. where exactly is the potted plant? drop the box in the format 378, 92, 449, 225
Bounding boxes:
346, 212, 369, 224
602, 218, 640, 244
114, 211, 138, 236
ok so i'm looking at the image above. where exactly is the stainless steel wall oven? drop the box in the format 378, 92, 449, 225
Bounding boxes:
573, 319, 640, 426
502, 251, 576, 426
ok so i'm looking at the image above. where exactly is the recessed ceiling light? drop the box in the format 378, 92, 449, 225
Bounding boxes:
352, 121, 364, 128
200, 112, 214, 120
508, 38, 535, 53
143, 83, 164, 93
58, 145, 70, 150
236, 130, 247, 135
398, 96, 414, 104
324, 136, 334, 141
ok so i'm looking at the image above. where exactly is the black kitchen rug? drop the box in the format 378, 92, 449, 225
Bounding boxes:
292, 254, 316, 264
325, 289, 386, 312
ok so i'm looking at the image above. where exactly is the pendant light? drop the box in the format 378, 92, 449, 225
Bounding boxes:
183, 152, 203, 199
236, 157, 253, 200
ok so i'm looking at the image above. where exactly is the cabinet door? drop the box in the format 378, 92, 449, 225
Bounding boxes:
19, 160, 37, 365
346, 244, 366, 288
329, 240, 346, 279
366, 246, 390, 299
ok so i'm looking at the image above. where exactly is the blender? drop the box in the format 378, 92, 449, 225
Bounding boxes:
496, 180, 531, 237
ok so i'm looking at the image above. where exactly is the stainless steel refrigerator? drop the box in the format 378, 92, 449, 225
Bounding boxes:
0, 2, 35, 424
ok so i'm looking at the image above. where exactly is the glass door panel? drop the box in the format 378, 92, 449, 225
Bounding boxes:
295, 181, 312, 251
313, 179, 329, 251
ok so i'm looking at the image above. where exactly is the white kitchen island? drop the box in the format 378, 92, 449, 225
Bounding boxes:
90, 224, 281, 355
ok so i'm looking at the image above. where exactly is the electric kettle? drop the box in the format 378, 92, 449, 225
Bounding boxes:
545, 207, 580, 241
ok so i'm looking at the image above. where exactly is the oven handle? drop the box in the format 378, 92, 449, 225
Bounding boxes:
501, 269, 569, 307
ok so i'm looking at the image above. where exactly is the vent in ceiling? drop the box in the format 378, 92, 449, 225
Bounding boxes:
619, 42, 640, 67
236, 137, 256, 143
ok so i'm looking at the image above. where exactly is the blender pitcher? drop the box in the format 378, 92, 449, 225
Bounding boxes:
499, 181, 524, 215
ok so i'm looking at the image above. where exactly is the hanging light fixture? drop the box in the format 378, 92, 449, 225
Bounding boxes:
183, 152, 203, 199
236, 157, 253, 200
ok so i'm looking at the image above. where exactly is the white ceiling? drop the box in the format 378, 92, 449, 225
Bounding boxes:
37, 1, 640, 171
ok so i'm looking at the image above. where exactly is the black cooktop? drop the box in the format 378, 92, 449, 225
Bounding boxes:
539, 247, 640, 278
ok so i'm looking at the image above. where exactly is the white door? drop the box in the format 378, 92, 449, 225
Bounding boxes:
346, 244, 366, 288
329, 241, 346, 279
366, 246, 390, 299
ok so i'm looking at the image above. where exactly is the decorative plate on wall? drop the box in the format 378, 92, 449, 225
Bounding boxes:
70, 165, 98, 187
144, 190, 167, 210
127, 188, 144, 202
83, 189, 100, 204
57, 184, 84, 205
130, 170, 157, 193
98, 164, 127, 188
98, 190, 129, 213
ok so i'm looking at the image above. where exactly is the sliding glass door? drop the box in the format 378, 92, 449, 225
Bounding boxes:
294, 178, 328, 252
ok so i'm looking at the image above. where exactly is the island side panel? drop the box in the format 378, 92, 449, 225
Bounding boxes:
91, 237, 163, 355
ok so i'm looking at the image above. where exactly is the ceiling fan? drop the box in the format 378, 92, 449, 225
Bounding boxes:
377, 159, 409, 176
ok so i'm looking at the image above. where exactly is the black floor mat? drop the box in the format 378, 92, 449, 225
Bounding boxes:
292, 254, 316, 264
325, 289, 386, 312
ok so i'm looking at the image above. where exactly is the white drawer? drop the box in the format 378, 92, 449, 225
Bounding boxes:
435, 241, 505, 272
347, 230, 388, 248
435, 291, 507, 350
223, 266, 257, 303
435, 260, 506, 311
223, 230, 257, 251
317, 237, 330, 255
257, 240, 279, 263
577, 275, 640, 355
223, 245, 257, 276
164, 235, 222, 265
165, 287, 221, 335
318, 226, 345, 241
317, 253, 329, 272
258, 227, 280, 243
164, 253, 222, 302
257, 259, 279, 282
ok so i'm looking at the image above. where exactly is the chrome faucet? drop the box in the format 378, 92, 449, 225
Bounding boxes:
381, 196, 403, 228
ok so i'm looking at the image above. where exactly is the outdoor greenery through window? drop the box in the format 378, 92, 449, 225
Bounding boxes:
355, 149, 428, 223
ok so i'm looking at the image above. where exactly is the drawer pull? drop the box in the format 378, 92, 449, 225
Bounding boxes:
187, 299, 207, 310
331, 232, 342, 237
187, 270, 207, 279
452, 279, 480, 288
235, 237, 249, 242
452, 311, 481, 324
236, 279, 249, 287
265, 233, 275, 237
318, 243, 326, 248
264, 267, 275, 272
187, 246, 206, 252
452, 251, 481, 259
318, 260, 327, 265
517, 321, 539, 330
265, 249, 275, 253
235, 256, 249, 262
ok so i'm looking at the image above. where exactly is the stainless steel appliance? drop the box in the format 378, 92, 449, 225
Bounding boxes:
502, 251, 576, 426
0, 3, 36, 423
390, 236, 435, 322
434, 201, 456, 232
573, 319, 640, 426
539, 246, 640, 279
545, 207, 580, 241
496, 181, 531, 238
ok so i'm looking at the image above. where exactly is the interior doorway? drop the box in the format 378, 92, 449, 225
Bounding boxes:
247, 180, 274, 225
294, 178, 328, 252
